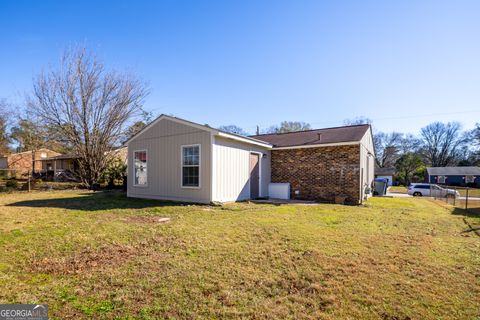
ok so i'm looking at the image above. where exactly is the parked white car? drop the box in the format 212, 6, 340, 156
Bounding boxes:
407, 183, 460, 197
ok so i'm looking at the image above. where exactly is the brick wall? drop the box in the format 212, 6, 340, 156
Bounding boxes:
271, 145, 361, 204
6, 153, 33, 177
6, 149, 61, 177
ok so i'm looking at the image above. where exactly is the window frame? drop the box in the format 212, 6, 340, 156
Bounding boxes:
181, 144, 201, 189
133, 149, 148, 187
437, 175, 446, 184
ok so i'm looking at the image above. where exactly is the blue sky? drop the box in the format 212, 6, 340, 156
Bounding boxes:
1, 0, 479, 135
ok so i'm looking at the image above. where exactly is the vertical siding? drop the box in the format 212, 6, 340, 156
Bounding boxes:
359, 128, 375, 201
212, 136, 271, 202
127, 118, 211, 203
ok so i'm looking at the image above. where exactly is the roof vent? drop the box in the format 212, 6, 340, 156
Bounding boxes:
317, 133, 322, 141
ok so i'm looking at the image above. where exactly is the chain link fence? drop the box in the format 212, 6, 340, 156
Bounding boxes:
431, 185, 480, 214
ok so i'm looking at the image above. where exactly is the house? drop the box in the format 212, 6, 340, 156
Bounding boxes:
0, 148, 61, 178
250, 124, 375, 204
374, 166, 396, 186
37, 147, 128, 180
426, 167, 480, 187
126, 115, 375, 205
37, 154, 79, 179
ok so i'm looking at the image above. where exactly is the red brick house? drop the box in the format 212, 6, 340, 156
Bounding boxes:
37, 147, 128, 179
0, 148, 61, 178
251, 124, 375, 204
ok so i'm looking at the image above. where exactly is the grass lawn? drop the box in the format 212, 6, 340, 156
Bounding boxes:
387, 186, 407, 193
1, 191, 479, 319
457, 188, 480, 198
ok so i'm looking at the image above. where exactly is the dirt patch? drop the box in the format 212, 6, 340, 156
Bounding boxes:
123, 216, 171, 224
30, 244, 139, 275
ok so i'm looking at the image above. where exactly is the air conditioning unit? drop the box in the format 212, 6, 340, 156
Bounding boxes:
268, 183, 290, 200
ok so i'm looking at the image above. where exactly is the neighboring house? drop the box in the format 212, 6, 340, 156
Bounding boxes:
126, 115, 375, 205
0, 148, 61, 177
374, 166, 396, 186
37, 147, 128, 178
109, 147, 128, 164
426, 167, 480, 187
38, 154, 79, 176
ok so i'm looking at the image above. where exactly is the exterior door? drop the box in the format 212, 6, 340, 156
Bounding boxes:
249, 153, 260, 199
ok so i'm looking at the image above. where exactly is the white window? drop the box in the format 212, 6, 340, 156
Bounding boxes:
181, 145, 200, 188
465, 175, 475, 183
40, 152, 47, 158
437, 176, 446, 184
134, 150, 147, 186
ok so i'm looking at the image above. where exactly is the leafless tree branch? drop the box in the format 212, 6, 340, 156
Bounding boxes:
27, 46, 149, 187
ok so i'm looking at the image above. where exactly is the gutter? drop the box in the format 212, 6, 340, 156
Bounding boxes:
271, 141, 360, 150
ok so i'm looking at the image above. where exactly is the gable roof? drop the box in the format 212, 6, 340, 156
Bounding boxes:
125, 114, 272, 148
0, 148, 58, 158
250, 124, 370, 148
426, 166, 480, 176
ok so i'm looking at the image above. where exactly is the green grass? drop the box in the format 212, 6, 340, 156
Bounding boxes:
0, 191, 479, 319
457, 188, 480, 198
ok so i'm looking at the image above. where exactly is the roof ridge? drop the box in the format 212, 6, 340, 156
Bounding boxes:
427, 166, 480, 168
125, 114, 272, 147
250, 123, 370, 137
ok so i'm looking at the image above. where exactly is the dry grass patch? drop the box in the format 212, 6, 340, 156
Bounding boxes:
123, 216, 171, 224
30, 244, 137, 275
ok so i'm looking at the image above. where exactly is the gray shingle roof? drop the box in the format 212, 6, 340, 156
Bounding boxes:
250, 124, 370, 148
426, 167, 480, 176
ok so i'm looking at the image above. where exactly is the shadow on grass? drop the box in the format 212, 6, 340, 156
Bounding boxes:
6, 191, 189, 211
451, 207, 480, 218
450, 207, 480, 237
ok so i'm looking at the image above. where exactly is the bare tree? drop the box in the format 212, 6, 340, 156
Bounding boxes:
458, 124, 480, 166
27, 47, 148, 188
0, 99, 13, 155
218, 125, 248, 136
472, 123, 480, 149
420, 122, 465, 167
399, 133, 420, 154
264, 121, 311, 134
373, 132, 403, 168
343, 116, 372, 126
123, 111, 154, 142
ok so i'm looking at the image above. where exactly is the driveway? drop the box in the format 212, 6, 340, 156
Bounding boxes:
386, 192, 412, 198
